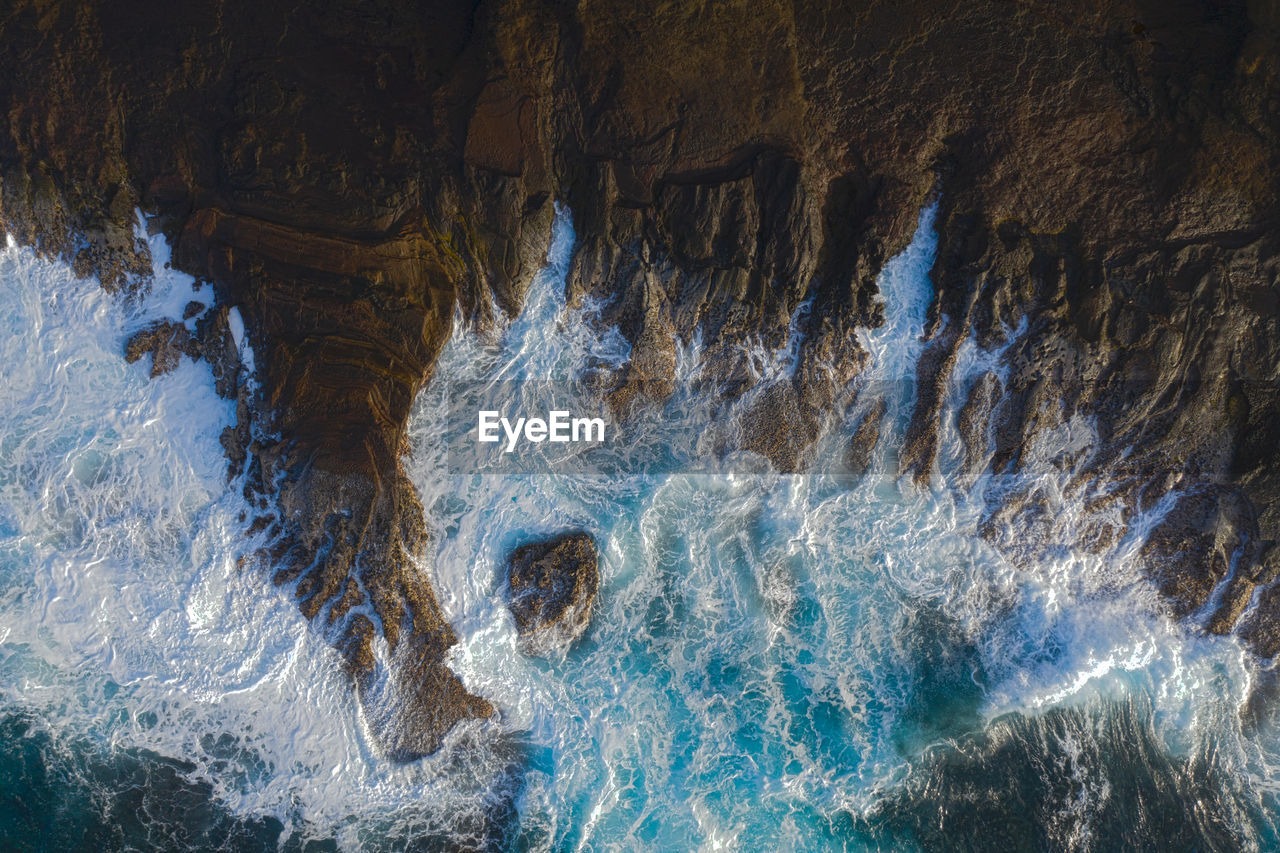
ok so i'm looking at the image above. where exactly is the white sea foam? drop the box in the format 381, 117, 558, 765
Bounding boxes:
0, 223, 520, 848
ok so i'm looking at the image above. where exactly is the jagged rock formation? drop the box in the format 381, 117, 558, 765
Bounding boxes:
0, 0, 1277, 751
125, 320, 198, 378
845, 398, 887, 480
504, 532, 599, 653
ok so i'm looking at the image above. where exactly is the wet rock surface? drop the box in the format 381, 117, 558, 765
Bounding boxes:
505, 532, 599, 653
0, 0, 1277, 750
955, 372, 1001, 483
124, 321, 197, 377
1141, 487, 1260, 625
845, 397, 887, 480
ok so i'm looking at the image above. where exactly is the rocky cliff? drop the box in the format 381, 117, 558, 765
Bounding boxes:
1, 0, 1276, 755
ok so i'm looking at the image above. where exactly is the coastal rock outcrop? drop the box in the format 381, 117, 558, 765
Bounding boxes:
505, 532, 599, 653
124, 320, 198, 378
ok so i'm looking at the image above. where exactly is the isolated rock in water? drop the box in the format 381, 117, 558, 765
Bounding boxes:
124, 307, 245, 392
505, 532, 598, 652
740, 381, 818, 473
124, 320, 196, 377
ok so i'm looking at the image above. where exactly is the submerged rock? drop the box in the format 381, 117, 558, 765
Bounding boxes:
505, 532, 599, 653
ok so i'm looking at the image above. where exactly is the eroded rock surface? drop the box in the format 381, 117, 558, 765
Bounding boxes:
505, 532, 599, 653
0, 0, 1277, 750
845, 398, 887, 481
125, 320, 197, 377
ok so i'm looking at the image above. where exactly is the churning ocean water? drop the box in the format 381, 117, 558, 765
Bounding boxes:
0, 209, 1278, 851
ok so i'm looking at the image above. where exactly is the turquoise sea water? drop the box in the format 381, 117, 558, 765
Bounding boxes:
0, 213, 1278, 851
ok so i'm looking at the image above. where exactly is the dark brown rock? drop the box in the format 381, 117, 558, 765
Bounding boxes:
1140, 487, 1259, 626
505, 532, 599, 653
124, 321, 197, 377
901, 329, 961, 484
191, 305, 243, 400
